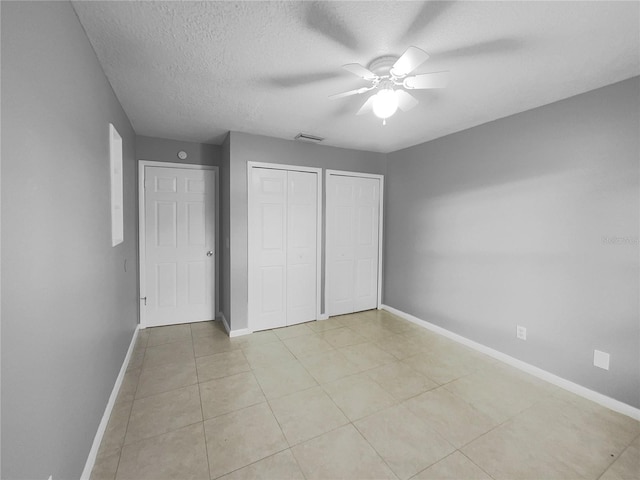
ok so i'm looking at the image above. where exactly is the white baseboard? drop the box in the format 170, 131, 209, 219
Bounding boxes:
381, 304, 640, 421
230, 328, 252, 338
81, 325, 140, 479
318, 313, 329, 320
218, 312, 252, 337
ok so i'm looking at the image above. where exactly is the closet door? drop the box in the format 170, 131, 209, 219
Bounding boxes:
287, 171, 318, 325
249, 168, 288, 331
327, 173, 381, 317
249, 166, 318, 331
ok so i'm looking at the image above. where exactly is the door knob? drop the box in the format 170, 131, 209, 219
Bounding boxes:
206, 251, 214, 257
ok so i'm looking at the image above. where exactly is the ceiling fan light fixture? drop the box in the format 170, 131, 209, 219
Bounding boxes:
403, 77, 417, 89
372, 89, 398, 120
329, 46, 449, 124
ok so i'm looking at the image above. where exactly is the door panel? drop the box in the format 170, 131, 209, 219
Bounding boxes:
286, 170, 317, 325
249, 167, 318, 330
156, 263, 177, 307
187, 262, 206, 304
261, 266, 284, 313
353, 177, 380, 311
144, 166, 216, 327
250, 168, 287, 331
327, 174, 381, 316
330, 260, 354, 303
156, 202, 177, 246
187, 203, 205, 245
327, 177, 355, 315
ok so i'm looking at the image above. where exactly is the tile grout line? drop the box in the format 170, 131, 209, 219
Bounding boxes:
117, 330, 203, 469
195, 382, 213, 480
310, 365, 406, 479
349, 419, 402, 479
192, 324, 212, 479
249, 367, 310, 480
458, 449, 498, 480
107, 334, 146, 480
595, 429, 640, 480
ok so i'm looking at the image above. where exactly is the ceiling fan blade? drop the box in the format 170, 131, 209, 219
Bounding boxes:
266, 71, 341, 88
342, 63, 377, 80
435, 38, 522, 60
403, 71, 449, 89
356, 95, 376, 115
391, 46, 430, 76
305, 1, 359, 52
395, 90, 419, 112
399, 1, 454, 44
329, 86, 373, 99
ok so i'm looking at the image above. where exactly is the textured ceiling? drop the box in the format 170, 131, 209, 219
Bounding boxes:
72, 1, 640, 153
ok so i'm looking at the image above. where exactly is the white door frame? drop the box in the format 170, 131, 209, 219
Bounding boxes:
138, 160, 220, 329
325, 169, 384, 310
247, 161, 323, 329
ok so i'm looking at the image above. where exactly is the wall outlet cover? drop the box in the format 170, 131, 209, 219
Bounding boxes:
516, 325, 527, 340
594, 350, 610, 370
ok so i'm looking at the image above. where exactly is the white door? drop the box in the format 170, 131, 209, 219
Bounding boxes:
327, 173, 381, 316
249, 166, 318, 331
144, 166, 216, 327
286, 171, 318, 325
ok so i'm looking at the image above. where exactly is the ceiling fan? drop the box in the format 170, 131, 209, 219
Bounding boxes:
329, 46, 449, 124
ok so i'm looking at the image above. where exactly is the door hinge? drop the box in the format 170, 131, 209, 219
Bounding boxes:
141, 297, 147, 306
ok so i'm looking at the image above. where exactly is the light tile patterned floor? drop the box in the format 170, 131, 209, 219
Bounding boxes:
91, 310, 640, 480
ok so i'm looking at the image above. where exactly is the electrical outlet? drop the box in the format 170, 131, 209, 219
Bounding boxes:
516, 325, 527, 340
594, 350, 610, 370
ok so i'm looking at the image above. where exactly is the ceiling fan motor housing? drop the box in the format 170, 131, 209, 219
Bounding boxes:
367, 55, 400, 77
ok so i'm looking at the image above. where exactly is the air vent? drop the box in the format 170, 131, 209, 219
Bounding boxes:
294, 133, 324, 144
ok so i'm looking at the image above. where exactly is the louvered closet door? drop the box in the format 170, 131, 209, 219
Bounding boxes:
249, 167, 317, 331
327, 173, 381, 316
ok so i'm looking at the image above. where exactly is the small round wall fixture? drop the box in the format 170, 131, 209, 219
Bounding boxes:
177, 150, 188, 160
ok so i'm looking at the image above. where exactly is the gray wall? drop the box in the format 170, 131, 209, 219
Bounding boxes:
1, 2, 138, 478
136, 135, 222, 167
228, 131, 387, 331
385, 77, 640, 408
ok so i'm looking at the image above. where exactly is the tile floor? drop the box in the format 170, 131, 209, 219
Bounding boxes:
91, 310, 639, 480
